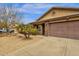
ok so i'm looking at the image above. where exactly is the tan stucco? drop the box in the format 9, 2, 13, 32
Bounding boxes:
38, 8, 79, 22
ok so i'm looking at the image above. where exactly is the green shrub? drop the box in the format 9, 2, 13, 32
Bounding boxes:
31, 28, 38, 35
16, 24, 38, 39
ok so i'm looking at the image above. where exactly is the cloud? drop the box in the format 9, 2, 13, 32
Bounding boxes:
16, 3, 53, 14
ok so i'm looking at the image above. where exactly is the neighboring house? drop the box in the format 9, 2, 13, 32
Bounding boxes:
32, 7, 79, 39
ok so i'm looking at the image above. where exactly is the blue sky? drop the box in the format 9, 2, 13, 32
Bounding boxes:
0, 3, 79, 24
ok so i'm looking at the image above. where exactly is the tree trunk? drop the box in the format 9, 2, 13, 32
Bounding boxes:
27, 33, 30, 38
24, 34, 28, 39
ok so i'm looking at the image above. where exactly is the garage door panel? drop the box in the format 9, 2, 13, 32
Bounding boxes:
68, 21, 79, 39
49, 21, 79, 39
49, 22, 68, 37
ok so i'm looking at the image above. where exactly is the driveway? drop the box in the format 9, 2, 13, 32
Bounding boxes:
0, 35, 79, 56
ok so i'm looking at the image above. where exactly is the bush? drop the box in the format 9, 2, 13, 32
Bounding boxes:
31, 28, 38, 35
16, 24, 38, 39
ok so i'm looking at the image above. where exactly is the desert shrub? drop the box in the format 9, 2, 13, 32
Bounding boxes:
16, 24, 38, 39
31, 28, 38, 35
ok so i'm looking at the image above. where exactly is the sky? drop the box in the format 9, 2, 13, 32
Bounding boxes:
0, 3, 79, 24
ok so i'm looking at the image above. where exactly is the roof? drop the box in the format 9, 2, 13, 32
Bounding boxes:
36, 7, 79, 21
32, 14, 79, 25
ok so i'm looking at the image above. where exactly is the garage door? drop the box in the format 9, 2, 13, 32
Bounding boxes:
49, 21, 79, 39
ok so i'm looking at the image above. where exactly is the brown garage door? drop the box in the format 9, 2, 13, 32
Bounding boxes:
49, 21, 79, 39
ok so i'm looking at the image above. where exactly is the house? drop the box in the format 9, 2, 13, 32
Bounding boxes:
32, 7, 79, 39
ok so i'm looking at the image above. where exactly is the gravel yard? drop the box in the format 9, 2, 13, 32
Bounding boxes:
0, 34, 79, 56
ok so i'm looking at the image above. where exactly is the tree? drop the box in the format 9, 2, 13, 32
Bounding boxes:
0, 5, 22, 31
16, 24, 38, 39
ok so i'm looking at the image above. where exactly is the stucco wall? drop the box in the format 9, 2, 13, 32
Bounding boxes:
39, 9, 79, 22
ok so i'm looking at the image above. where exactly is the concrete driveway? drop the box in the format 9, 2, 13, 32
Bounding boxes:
0, 35, 79, 56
